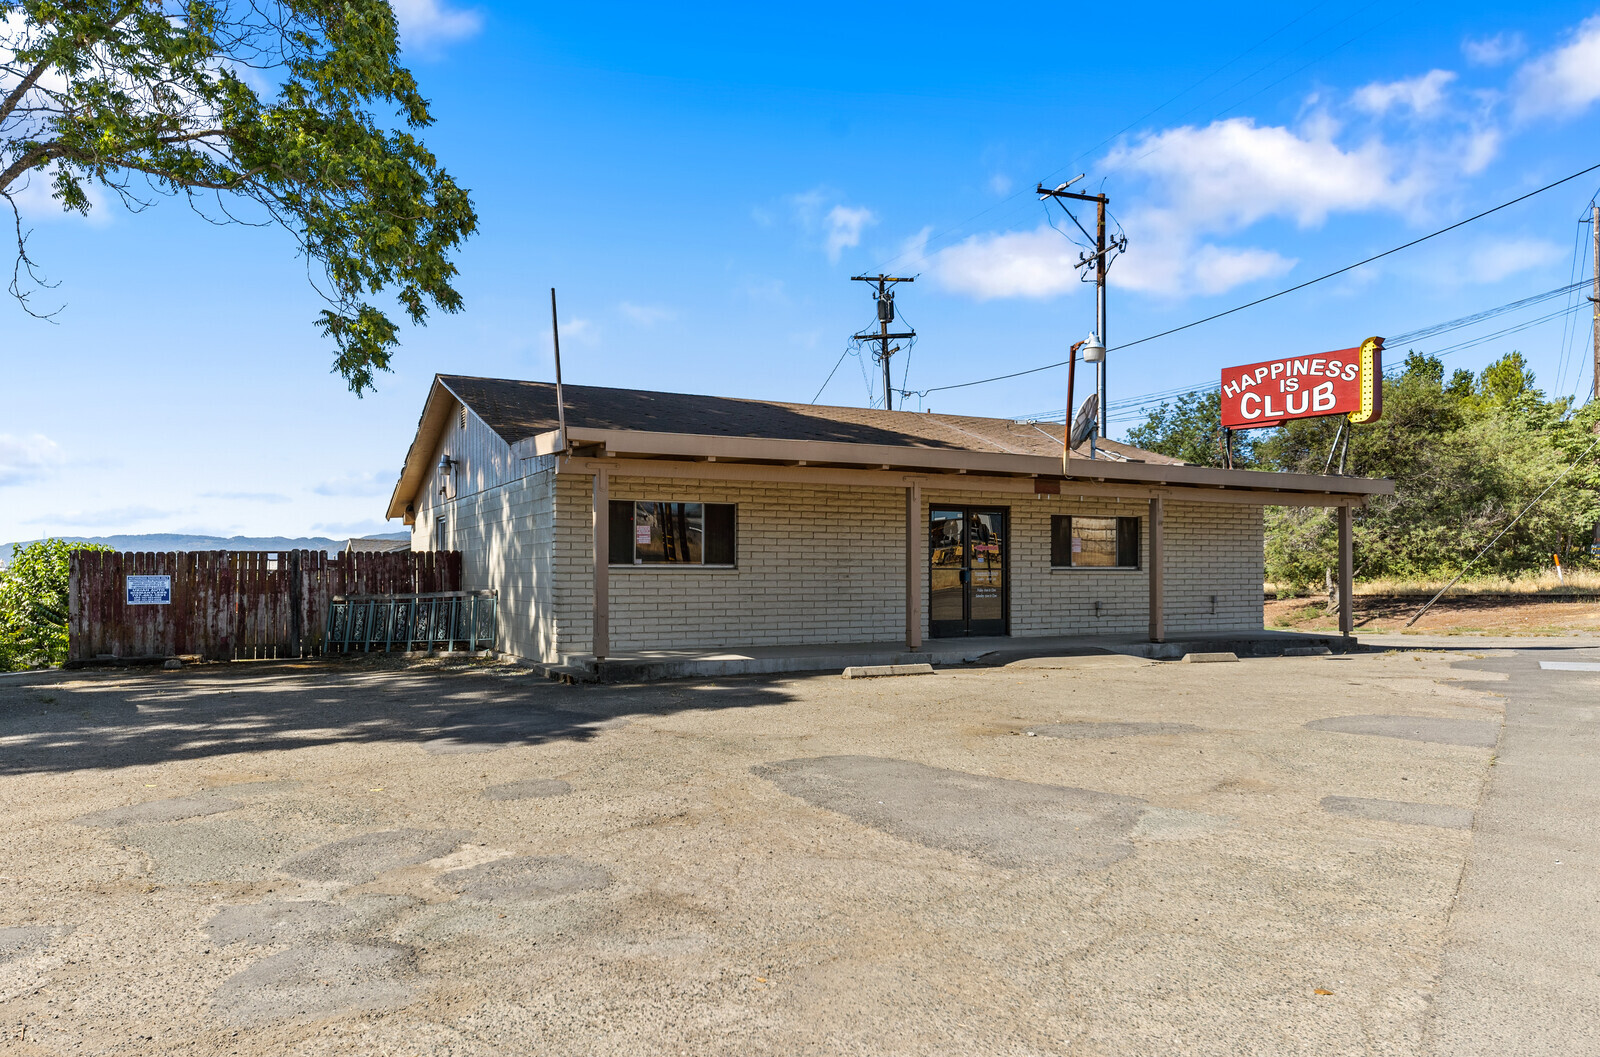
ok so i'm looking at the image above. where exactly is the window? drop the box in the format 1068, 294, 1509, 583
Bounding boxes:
609, 501, 736, 566
1051, 515, 1139, 569
435, 511, 448, 552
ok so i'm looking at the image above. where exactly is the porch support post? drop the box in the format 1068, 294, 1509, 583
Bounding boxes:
1148, 496, 1165, 643
593, 468, 609, 661
1338, 503, 1354, 639
905, 482, 922, 650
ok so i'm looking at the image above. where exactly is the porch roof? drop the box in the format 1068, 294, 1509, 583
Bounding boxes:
387, 374, 1392, 519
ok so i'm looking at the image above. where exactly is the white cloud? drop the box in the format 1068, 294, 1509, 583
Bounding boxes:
312, 471, 392, 498
1514, 15, 1600, 118
0, 433, 62, 486
619, 301, 677, 326
392, 0, 483, 50
1105, 118, 1427, 231
988, 173, 1013, 196
1353, 70, 1457, 117
1462, 237, 1564, 283
824, 205, 876, 263
923, 113, 1465, 301
788, 189, 877, 262
930, 226, 1087, 300
1463, 32, 1526, 67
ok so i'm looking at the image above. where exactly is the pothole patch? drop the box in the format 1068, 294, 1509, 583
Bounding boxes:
438, 855, 611, 903
1320, 795, 1474, 830
1305, 715, 1499, 748
0, 925, 70, 965
122, 818, 303, 884
753, 756, 1145, 871
280, 829, 470, 885
206, 901, 356, 947
208, 941, 415, 1026
1027, 721, 1201, 739
482, 779, 573, 801
73, 794, 238, 828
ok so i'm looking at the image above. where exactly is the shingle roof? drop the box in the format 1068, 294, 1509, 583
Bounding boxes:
437, 375, 1183, 465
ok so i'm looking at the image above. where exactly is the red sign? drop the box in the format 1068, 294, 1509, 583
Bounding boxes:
1220, 337, 1383, 430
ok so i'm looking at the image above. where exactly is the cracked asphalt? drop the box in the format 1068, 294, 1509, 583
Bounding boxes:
0, 641, 1593, 1055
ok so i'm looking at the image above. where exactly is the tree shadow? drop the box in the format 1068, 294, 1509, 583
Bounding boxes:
0, 661, 795, 775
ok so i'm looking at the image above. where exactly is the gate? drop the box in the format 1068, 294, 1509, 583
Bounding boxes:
67, 550, 463, 662
325, 591, 497, 654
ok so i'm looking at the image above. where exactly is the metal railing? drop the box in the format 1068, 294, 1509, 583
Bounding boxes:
324, 590, 497, 654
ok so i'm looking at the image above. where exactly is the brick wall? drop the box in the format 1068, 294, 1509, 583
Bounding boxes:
549, 475, 1265, 658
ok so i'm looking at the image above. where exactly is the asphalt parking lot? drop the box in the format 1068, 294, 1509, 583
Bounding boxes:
0, 643, 1594, 1056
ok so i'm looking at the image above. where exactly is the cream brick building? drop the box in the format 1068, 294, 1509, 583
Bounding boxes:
387, 376, 1388, 666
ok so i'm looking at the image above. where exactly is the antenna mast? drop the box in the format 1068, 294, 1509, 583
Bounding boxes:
851, 275, 916, 410
551, 288, 568, 453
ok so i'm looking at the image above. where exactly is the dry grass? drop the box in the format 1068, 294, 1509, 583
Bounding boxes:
1267, 568, 1600, 598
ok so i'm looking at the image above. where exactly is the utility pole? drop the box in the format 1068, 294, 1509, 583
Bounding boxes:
850, 275, 916, 410
1037, 180, 1125, 438
1590, 207, 1599, 557
1591, 205, 1598, 402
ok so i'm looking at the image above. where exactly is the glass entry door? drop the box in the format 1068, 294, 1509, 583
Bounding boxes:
929, 507, 1008, 637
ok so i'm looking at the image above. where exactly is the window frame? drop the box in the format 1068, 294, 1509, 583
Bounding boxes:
608, 500, 738, 568
1050, 514, 1140, 570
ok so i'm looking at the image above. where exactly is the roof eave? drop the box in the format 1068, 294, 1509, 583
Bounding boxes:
386, 377, 459, 522
560, 427, 1394, 498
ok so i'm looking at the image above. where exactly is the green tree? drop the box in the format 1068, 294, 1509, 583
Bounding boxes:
1255, 351, 1600, 588
0, 540, 110, 671
1125, 389, 1256, 468
1, 0, 477, 393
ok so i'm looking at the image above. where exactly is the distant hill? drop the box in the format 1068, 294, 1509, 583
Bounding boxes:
1, 531, 411, 561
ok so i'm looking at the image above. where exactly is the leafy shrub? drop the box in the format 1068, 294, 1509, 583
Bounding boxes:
0, 541, 112, 671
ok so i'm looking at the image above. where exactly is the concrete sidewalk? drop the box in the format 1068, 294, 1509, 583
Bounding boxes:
550, 628, 1354, 681
1423, 645, 1600, 1056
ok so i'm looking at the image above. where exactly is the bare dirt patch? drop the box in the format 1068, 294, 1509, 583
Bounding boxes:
1266, 594, 1600, 636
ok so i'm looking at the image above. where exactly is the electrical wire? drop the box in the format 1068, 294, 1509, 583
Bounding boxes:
1406, 428, 1600, 627
904, 162, 1600, 400
811, 346, 854, 404
1099, 299, 1593, 424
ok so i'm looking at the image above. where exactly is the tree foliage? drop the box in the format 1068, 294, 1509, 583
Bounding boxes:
1, 0, 477, 392
0, 539, 110, 670
1125, 388, 1255, 468
1125, 351, 1600, 588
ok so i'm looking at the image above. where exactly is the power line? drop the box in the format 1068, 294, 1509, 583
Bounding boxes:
1014, 280, 1593, 423
1406, 428, 1600, 627
907, 161, 1600, 400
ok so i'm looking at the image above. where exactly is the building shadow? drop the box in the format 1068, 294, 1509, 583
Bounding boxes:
0, 660, 794, 776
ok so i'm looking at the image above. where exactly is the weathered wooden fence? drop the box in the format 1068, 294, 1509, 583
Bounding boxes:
68, 550, 463, 662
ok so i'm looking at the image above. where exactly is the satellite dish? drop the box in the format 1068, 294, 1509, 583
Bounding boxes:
1069, 394, 1099, 449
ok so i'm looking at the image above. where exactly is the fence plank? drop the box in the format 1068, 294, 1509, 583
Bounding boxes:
65, 549, 460, 662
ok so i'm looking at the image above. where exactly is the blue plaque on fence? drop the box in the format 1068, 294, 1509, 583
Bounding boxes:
126, 575, 171, 605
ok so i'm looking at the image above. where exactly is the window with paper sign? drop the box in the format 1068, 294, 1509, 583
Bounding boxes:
608, 501, 737, 566
1051, 515, 1139, 569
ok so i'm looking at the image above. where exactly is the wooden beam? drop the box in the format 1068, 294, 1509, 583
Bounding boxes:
906, 482, 923, 650
1338, 503, 1354, 639
592, 468, 609, 661
560, 457, 1370, 508
1148, 496, 1165, 643
561, 425, 1395, 496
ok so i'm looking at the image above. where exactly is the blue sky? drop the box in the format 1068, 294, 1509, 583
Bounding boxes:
5, 0, 1600, 544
